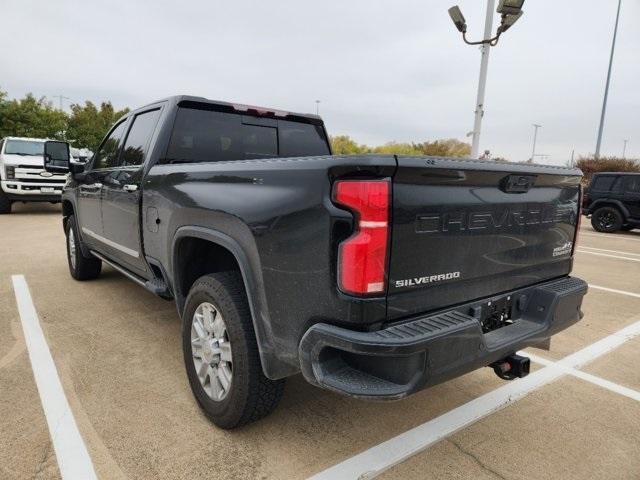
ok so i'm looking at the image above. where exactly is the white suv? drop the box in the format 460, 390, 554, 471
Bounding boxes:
0, 137, 70, 213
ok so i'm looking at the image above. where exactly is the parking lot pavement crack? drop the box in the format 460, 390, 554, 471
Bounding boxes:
447, 439, 508, 480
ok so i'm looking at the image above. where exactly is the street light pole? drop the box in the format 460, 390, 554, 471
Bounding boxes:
315, 100, 321, 116
595, 0, 622, 159
623, 139, 629, 159
530, 124, 542, 163
470, 0, 496, 159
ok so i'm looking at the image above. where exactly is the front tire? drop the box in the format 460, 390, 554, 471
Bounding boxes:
65, 215, 102, 280
0, 190, 12, 214
182, 273, 284, 429
591, 207, 623, 233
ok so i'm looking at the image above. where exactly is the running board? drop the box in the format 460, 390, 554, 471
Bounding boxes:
90, 250, 172, 298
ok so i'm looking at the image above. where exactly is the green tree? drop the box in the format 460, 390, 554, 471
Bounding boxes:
414, 139, 471, 157
330, 135, 367, 155
0, 89, 7, 133
0, 93, 67, 139
331, 135, 471, 158
66, 101, 129, 150
372, 141, 422, 155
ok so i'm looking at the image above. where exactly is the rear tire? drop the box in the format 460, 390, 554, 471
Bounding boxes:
591, 207, 623, 233
65, 214, 102, 280
0, 190, 12, 214
182, 272, 284, 429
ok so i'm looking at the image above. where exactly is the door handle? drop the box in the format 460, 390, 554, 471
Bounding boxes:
123, 184, 139, 192
81, 182, 102, 191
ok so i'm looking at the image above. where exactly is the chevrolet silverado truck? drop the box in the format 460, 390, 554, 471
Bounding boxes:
0, 137, 69, 213
44, 95, 587, 429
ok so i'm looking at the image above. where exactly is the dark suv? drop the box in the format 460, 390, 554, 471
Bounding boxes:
583, 172, 640, 232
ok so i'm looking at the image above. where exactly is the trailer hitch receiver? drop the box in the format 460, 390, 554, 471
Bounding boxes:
490, 354, 531, 380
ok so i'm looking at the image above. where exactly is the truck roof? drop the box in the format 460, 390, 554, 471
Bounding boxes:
138, 95, 323, 124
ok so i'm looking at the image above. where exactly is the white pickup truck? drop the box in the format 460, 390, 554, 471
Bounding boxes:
0, 137, 70, 213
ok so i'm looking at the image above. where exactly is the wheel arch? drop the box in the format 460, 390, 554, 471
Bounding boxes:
171, 226, 290, 379
590, 199, 630, 219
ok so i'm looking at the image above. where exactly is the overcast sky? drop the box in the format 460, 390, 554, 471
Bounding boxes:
1, 0, 638, 164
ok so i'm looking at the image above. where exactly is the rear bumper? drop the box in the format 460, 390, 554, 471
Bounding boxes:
299, 277, 587, 400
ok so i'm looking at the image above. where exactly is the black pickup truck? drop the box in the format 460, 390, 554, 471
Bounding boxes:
45, 95, 587, 429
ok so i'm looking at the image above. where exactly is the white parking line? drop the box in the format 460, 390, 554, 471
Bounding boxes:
577, 249, 640, 263
579, 246, 640, 257
581, 231, 640, 243
309, 320, 640, 480
526, 352, 640, 403
12, 275, 97, 480
590, 285, 640, 299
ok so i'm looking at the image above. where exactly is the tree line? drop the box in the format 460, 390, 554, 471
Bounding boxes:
0, 90, 129, 151
330, 135, 471, 157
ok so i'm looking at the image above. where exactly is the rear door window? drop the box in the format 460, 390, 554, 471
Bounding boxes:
592, 176, 618, 192
120, 109, 161, 167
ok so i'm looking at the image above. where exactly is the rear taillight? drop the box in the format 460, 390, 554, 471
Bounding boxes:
333, 180, 390, 296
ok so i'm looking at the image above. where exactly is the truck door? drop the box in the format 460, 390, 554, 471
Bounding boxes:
77, 119, 129, 250
100, 108, 162, 277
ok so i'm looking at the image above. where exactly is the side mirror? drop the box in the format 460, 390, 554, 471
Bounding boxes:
44, 141, 71, 174
70, 160, 87, 177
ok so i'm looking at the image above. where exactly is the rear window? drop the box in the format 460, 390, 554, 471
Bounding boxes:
591, 175, 618, 191
279, 121, 331, 157
165, 108, 329, 164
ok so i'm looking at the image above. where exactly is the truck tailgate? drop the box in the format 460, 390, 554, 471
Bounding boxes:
387, 156, 582, 320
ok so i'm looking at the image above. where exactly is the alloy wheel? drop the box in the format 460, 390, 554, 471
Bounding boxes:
191, 302, 233, 401
68, 228, 76, 269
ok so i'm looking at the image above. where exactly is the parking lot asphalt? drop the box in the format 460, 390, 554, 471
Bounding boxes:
1, 203, 639, 480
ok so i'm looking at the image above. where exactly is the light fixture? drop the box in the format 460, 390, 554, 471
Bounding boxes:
500, 11, 524, 32
497, 0, 525, 16
448, 6, 467, 33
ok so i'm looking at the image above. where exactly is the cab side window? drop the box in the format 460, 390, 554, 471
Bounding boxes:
592, 175, 617, 192
120, 109, 161, 167
92, 121, 127, 170
624, 176, 640, 193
